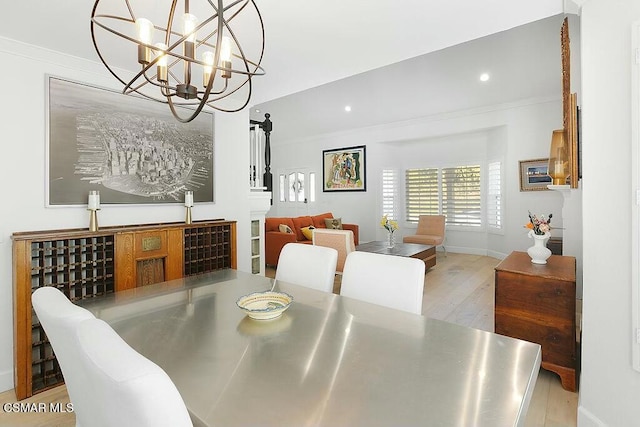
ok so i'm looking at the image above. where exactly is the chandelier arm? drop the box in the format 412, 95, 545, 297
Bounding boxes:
207, 74, 248, 102
123, 0, 136, 21
205, 77, 251, 112
203, 78, 228, 96
164, 0, 179, 47
167, 90, 209, 123
91, 15, 145, 92
220, 1, 265, 76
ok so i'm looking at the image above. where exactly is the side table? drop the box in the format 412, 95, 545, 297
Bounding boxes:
494, 251, 577, 391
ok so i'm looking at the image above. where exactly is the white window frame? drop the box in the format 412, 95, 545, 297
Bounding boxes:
382, 169, 399, 220
486, 160, 504, 233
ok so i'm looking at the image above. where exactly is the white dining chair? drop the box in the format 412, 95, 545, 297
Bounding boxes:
275, 243, 338, 292
340, 251, 426, 315
31, 286, 96, 426
75, 317, 193, 427
312, 228, 356, 273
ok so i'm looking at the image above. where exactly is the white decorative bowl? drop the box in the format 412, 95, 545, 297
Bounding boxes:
236, 291, 293, 320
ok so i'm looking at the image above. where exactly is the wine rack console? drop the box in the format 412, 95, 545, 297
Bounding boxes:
12, 219, 236, 399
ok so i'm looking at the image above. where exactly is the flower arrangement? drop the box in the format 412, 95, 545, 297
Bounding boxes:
525, 211, 552, 236
380, 215, 399, 234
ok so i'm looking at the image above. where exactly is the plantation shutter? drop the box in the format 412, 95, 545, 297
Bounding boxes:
405, 168, 439, 223
442, 165, 481, 227
487, 161, 502, 229
382, 169, 398, 220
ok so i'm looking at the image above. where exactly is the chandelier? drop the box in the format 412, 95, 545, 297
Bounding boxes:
91, 0, 265, 122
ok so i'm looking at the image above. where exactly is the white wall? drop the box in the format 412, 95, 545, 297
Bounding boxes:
578, 0, 640, 425
0, 37, 254, 392
269, 97, 566, 260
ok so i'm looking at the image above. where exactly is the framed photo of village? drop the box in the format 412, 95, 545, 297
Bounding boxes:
322, 145, 366, 192
46, 76, 214, 206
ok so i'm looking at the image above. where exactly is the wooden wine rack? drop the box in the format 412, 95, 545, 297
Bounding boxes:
12, 220, 236, 400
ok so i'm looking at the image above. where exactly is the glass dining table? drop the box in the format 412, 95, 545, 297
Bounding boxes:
79, 269, 541, 427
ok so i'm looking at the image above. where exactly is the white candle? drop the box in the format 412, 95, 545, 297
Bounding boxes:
88, 191, 100, 210
185, 191, 194, 207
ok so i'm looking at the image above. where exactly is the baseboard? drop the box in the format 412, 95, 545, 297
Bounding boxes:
440, 246, 507, 260
0, 368, 14, 394
577, 405, 607, 426
487, 250, 508, 260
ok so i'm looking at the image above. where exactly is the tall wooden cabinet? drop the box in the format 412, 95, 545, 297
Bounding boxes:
12, 219, 236, 400
494, 251, 577, 392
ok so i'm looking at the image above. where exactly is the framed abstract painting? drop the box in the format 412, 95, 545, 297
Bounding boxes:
322, 145, 366, 192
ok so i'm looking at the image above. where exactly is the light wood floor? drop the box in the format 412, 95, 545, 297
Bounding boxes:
0, 253, 577, 426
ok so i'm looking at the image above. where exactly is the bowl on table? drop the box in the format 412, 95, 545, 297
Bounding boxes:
236, 291, 293, 320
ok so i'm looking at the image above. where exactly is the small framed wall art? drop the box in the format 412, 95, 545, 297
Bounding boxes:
322, 145, 366, 192
519, 158, 552, 191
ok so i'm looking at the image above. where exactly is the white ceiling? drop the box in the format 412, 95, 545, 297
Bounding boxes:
0, 1, 567, 139
251, 13, 571, 143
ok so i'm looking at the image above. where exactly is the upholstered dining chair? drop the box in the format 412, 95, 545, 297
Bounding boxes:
75, 317, 193, 427
276, 243, 338, 292
32, 286, 193, 427
312, 228, 356, 273
402, 214, 446, 256
340, 251, 426, 315
31, 286, 96, 425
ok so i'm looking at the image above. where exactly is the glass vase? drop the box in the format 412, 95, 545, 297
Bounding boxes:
387, 232, 395, 248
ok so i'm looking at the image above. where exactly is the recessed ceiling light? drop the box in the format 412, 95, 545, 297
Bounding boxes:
344, 105, 352, 112
479, 73, 490, 82
255, 108, 261, 113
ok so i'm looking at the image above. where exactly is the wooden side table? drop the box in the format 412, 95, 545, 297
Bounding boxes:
494, 251, 577, 391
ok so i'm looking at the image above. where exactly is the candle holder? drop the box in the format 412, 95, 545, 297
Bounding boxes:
89, 209, 100, 232
184, 191, 194, 224
548, 129, 569, 185
88, 190, 101, 232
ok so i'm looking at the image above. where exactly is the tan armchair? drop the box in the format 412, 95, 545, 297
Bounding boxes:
403, 215, 446, 255
312, 229, 356, 273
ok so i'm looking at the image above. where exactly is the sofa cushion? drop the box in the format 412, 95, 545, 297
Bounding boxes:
265, 217, 295, 233
291, 216, 314, 241
311, 212, 334, 228
301, 226, 315, 240
324, 217, 343, 229
279, 224, 294, 234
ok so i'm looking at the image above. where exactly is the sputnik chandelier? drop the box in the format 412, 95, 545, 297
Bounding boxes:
91, 0, 265, 122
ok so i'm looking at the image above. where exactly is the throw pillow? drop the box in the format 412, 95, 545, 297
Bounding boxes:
324, 218, 343, 229
279, 224, 294, 234
301, 226, 315, 240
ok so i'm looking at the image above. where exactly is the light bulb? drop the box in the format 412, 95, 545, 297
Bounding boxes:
155, 43, 168, 67
219, 36, 232, 78
136, 18, 154, 44
155, 43, 168, 82
202, 51, 214, 86
220, 37, 231, 62
182, 13, 197, 43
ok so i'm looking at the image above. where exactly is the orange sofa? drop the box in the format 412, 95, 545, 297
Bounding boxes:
265, 212, 359, 266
